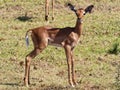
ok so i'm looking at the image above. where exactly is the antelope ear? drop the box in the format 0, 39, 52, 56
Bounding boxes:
68, 3, 76, 12
85, 5, 94, 14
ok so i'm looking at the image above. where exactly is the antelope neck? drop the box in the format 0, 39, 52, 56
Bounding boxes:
77, 18, 83, 23
74, 18, 83, 36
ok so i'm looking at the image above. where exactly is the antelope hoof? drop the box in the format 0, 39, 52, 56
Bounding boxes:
26, 84, 29, 87
45, 15, 48, 21
24, 78, 29, 87
69, 82, 75, 87
24, 82, 29, 87
52, 17, 54, 21
73, 81, 78, 86
71, 84, 75, 87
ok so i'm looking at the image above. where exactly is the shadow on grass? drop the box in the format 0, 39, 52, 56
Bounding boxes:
40, 84, 80, 90
0, 82, 81, 90
16, 13, 33, 22
16, 16, 33, 22
0, 82, 19, 86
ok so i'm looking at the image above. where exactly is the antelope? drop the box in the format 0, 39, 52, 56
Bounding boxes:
24, 3, 94, 87
45, 0, 54, 21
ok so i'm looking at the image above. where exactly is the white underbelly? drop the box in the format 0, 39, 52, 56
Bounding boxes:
48, 38, 62, 47
48, 42, 62, 47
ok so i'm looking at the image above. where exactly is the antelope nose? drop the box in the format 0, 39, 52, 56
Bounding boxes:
83, 11, 86, 15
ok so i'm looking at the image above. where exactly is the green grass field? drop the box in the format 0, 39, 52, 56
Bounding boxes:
0, 0, 120, 90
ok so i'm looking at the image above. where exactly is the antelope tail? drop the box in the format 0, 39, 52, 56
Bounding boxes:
25, 30, 32, 47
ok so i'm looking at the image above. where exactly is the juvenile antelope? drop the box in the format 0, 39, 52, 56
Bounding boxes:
24, 3, 94, 87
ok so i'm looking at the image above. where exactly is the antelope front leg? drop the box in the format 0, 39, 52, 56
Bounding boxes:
64, 45, 74, 87
71, 51, 77, 85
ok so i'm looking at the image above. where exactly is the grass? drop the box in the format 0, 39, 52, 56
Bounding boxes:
108, 39, 120, 55
0, 0, 120, 90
